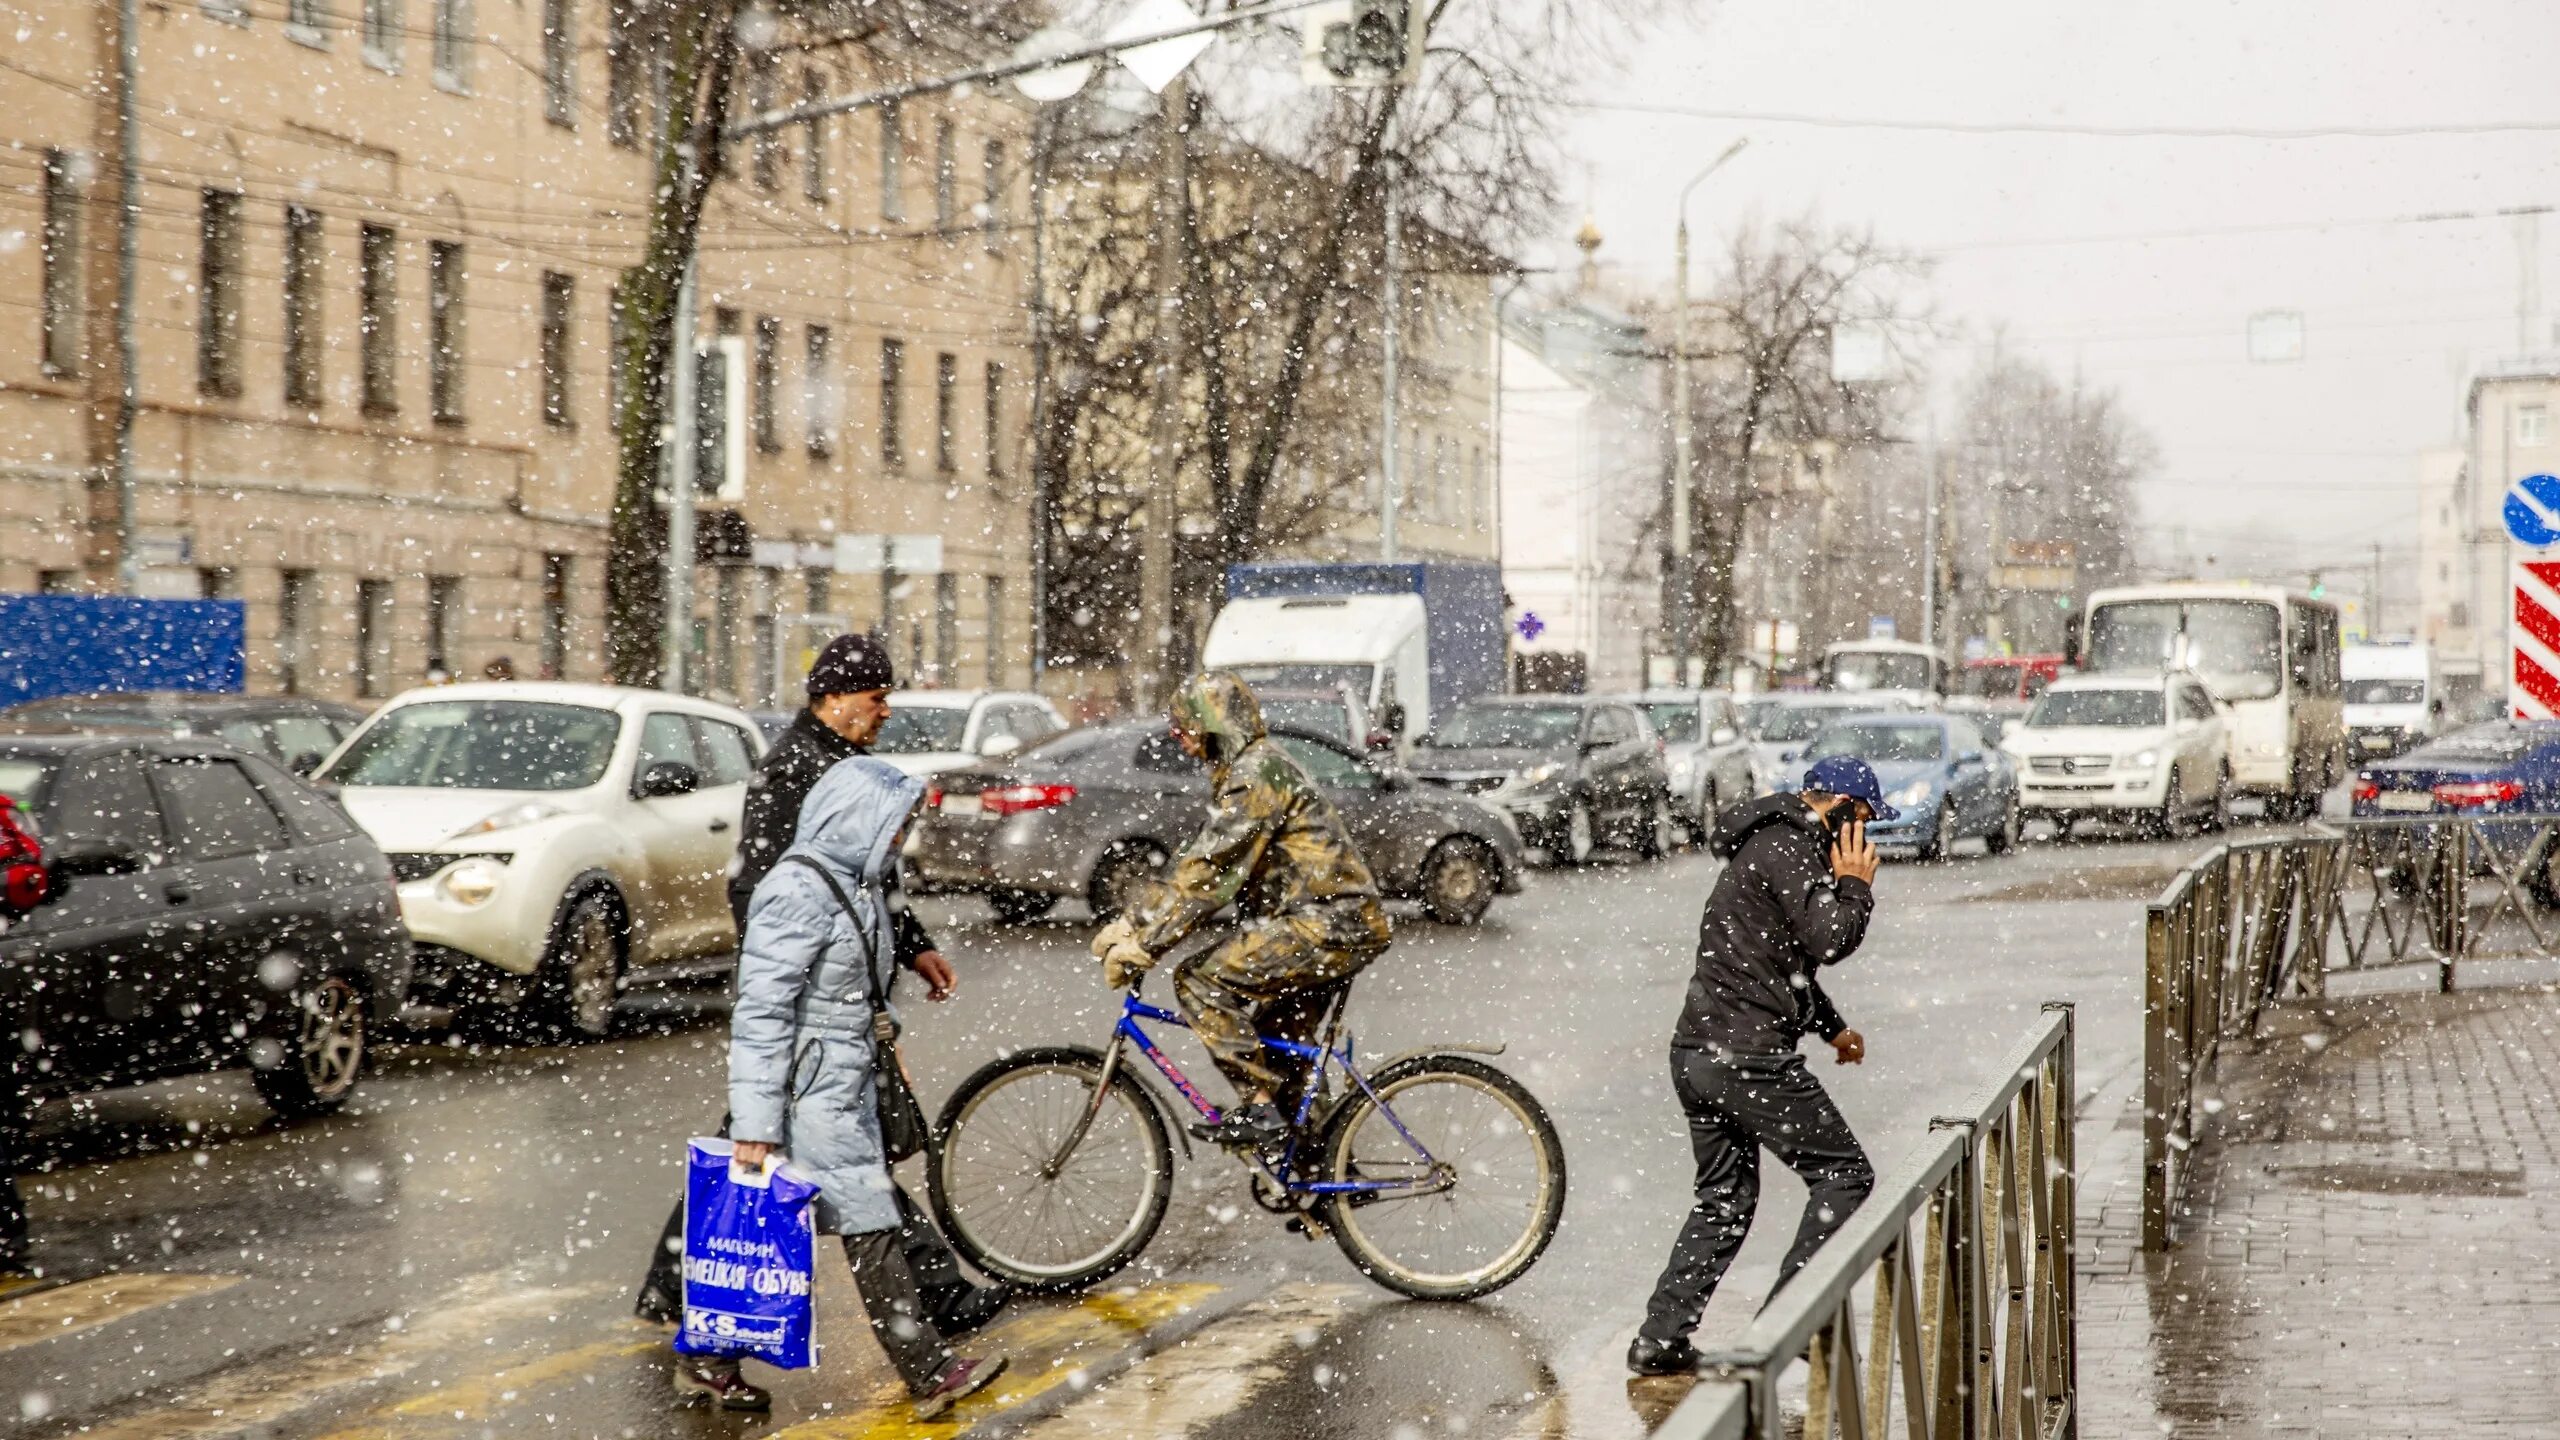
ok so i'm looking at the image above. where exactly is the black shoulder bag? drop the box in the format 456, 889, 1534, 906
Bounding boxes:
780, 856, 935, 1163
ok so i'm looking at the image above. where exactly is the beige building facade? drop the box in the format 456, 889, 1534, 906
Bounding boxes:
1, 0, 1038, 707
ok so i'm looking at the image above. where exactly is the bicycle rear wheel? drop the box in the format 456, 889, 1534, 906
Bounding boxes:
1317, 1054, 1566, 1301
928, 1046, 1173, 1293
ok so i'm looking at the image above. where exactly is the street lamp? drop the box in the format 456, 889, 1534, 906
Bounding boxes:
1668, 135, 1748, 683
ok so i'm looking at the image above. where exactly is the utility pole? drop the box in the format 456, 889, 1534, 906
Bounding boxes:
2370, 540, 2385, 638
110, 0, 143, 595
1922, 410, 1940, 655
1026, 109, 1057, 688
661, 255, 699, 693
1135, 78, 1187, 708
1668, 137, 1747, 679
1378, 155, 1402, 562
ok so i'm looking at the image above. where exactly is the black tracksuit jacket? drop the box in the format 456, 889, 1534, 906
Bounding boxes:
729, 708, 936, 965
1673, 793, 1873, 1054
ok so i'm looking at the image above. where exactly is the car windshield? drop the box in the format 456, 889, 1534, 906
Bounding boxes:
1806, 723, 1945, 763
1261, 699, 1354, 746
2406, 724, 2548, 767
1638, 703, 1701, 743
323, 701, 621, 791
1424, 704, 1583, 749
2345, 679, 2425, 705
2086, 599, 2282, 701
1218, 663, 1373, 699
873, 707, 970, 754
1744, 702, 1861, 744
2027, 689, 2165, 728
1827, 652, 1933, 693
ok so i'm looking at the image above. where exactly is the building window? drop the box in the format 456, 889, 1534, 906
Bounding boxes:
197, 189, 244, 398
542, 0, 575, 125
199, 566, 241, 601
934, 352, 957, 472
541, 271, 575, 428
425, 575, 462, 676
984, 574, 1005, 685
432, 0, 472, 90
879, 338, 904, 465
540, 553, 571, 678
2451, 601, 2471, 629
429, 241, 466, 423
801, 67, 826, 202
980, 140, 1004, 250
934, 572, 959, 682
752, 315, 781, 453
40, 150, 83, 378
747, 52, 780, 191
283, 206, 324, 408
360, 224, 397, 415
878, 99, 904, 222
606, 5, 641, 147
36, 570, 81, 595
278, 569, 316, 694
356, 580, 394, 697
2521, 405, 2550, 448
805, 569, 829, 614
607, 272, 634, 421
287, 0, 328, 42
805, 325, 836, 457
364, 0, 400, 68
933, 118, 957, 229
983, 361, 1005, 478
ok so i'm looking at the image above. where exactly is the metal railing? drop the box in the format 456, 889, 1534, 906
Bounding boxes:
1657, 1005, 2079, 1440
2141, 813, 2560, 1249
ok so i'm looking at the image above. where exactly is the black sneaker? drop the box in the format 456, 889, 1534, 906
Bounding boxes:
1627, 1335, 1705, 1377
914, 1353, 1009, 1420
673, 1355, 773, 1411
930, 1280, 1015, 1339
1190, 1101, 1288, 1151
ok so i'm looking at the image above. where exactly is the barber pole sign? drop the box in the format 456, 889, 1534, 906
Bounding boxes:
2514, 559, 2560, 718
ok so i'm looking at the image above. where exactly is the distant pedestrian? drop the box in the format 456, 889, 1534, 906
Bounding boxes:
481, 656, 517, 682
1628, 756, 1884, 1376
698, 759, 1007, 1418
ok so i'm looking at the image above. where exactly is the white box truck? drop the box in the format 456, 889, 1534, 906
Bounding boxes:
1199, 562, 1507, 751
2342, 642, 2440, 759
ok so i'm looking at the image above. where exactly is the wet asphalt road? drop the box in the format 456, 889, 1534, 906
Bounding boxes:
0, 816, 2256, 1439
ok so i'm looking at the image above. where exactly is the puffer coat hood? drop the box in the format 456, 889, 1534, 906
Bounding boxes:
1171, 672, 1267, 768
1707, 792, 1819, 859
727, 756, 922, 1236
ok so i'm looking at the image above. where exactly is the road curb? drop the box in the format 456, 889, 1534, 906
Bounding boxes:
954, 1277, 1279, 1440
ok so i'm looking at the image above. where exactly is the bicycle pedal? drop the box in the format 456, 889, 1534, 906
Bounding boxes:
1283, 1211, 1331, 1241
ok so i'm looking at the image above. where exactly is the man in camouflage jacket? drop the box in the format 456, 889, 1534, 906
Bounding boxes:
1091, 673, 1392, 1149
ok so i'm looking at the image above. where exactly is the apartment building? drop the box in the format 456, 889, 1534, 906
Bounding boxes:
2417, 360, 2560, 703
0, 0, 1036, 706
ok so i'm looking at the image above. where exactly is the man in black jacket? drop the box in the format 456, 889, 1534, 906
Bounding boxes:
637, 635, 1003, 1409
1629, 756, 1886, 1377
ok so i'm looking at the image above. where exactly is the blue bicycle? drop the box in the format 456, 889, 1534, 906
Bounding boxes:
926, 979, 1566, 1301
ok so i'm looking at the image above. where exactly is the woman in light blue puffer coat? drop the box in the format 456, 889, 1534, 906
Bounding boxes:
688, 758, 1007, 1418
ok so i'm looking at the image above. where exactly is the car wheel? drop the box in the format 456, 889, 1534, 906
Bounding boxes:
987, 888, 1058, 925
1918, 800, 1951, 862
1637, 793, 1675, 860
1419, 838, 1498, 925
1088, 844, 1167, 923
1561, 800, 1597, 866
2151, 767, 2183, 839
531, 890, 624, 1042
1986, 797, 2020, 855
2208, 765, 2235, 832
252, 974, 366, 1119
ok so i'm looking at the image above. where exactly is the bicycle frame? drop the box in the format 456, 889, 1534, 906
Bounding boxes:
1039, 991, 1450, 1200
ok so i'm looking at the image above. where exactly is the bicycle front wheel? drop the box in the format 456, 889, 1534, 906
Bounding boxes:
928, 1046, 1173, 1293
1318, 1054, 1566, 1301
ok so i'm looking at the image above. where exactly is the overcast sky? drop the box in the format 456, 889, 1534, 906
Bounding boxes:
1535, 0, 2560, 601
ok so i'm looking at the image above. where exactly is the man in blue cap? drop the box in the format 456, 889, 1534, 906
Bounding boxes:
1629, 756, 1886, 1376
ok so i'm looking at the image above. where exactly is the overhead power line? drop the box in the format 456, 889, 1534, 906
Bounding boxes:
1564, 98, 2560, 140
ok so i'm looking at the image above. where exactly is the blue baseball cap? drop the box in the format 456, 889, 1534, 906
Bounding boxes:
1800, 755, 1898, 821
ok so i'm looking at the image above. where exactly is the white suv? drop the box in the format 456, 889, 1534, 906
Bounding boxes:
2001, 673, 2230, 836
316, 683, 764, 1038
866, 689, 1069, 778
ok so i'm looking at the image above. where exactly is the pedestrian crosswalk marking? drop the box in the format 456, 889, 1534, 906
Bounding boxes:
0, 1272, 239, 1354
767, 1281, 1226, 1440
382, 1337, 661, 1422
1009, 1282, 1356, 1437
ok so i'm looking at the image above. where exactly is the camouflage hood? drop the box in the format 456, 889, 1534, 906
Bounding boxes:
1170, 672, 1267, 766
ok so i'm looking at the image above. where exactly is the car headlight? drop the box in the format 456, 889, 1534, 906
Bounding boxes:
450, 801, 566, 839
2125, 749, 2160, 770
437, 857, 505, 907
1888, 780, 1933, 808
1667, 755, 1696, 786
1516, 762, 1563, 789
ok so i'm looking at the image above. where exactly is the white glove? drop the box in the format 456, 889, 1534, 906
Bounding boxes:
1090, 918, 1138, 961
1101, 941, 1154, 990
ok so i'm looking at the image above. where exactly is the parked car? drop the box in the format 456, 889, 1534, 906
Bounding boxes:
867, 690, 1070, 778
906, 721, 1526, 926
1405, 696, 1673, 865
1780, 713, 2019, 860
1253, 684, 1382, 753
1956, 655, 2065, 714
1623, 690, 1757, 835
2351, 721, 2560, 821
2001, 673, 2231, 836
314, 683, 766, 1038
0, 735, 404, 1119
1738, 693, 1908, 793
0, 692, 371, 775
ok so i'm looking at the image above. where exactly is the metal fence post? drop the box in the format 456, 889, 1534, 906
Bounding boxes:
2142, 903, 2173, 1251
2043, 1001, 2080, 1440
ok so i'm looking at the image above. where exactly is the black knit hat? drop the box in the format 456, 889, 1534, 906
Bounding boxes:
806, 632, 895, 699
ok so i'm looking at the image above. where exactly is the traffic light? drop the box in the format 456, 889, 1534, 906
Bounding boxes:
1303, 0, 1423, 87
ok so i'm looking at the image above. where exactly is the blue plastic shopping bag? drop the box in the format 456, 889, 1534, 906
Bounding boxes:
674, 1138, 821, 1369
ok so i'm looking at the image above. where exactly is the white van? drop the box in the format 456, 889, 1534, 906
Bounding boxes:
2342, 643, 2439, 759
1200, 594, 1431, 748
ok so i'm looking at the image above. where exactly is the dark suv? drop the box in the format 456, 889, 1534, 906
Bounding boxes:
0, 692, 372, 775
1407, 697, 1674, 864
0, 736, 405, 1120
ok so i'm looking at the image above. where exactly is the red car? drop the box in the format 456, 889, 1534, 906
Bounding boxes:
1959, 655, 2065, 707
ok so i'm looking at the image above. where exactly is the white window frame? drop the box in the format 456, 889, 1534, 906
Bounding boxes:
2520, 404, 2550, 449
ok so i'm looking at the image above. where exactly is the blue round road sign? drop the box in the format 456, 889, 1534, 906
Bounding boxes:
2505, 473, 2560, 547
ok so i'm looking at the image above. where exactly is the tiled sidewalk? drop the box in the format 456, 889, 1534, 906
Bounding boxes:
2079, 985, 2560, 1435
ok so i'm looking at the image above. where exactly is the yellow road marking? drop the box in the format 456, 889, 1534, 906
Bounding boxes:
0, 1272, 239, 1353
769, 1281, 1224, 1440
1013, 1282, 1356, 1437
382, 1337, 661, 1421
